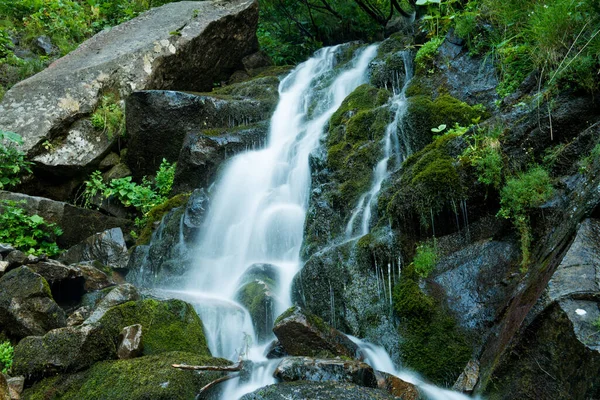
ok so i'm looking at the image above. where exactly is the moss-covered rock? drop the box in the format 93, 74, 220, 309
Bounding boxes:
22, 351, 231, 400
240, 381, 397, 400
136, 193, 190, 246
97, 299, 210, 357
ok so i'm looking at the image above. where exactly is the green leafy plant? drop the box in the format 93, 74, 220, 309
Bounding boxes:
0, 130, 32, 190
415, 36, 444, 72
461, 127, 504, 189
497, 165, 554, 268
0, 341, 13, 374
155, 158, 176, 197
90, 94, 125, 140
412, 241, 438, 278
0, 200, 62, 256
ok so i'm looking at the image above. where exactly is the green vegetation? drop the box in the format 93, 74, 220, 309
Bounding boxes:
580, 143, 600, 172
90, 94, 125, 140
0, 200, 62, 256
0, 130, 32, 189
461, 127, 504, 189
0, 340, 13, 374
81, 158, 176, 217
412, 241, 438, 278
497, 166, 554, 268
393, 264, 471, 385
23, 352, 230, 400
98, 299, 211, 356
135, 192, 190, 245
414, 36, 443, 73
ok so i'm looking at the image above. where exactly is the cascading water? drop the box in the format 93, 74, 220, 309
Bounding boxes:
346, 50, 414, 238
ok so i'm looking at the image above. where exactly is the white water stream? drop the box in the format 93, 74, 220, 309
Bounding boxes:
154, 44, 478, 399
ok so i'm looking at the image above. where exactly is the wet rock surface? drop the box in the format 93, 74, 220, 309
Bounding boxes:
117, 324, 143, 359
273, 306, 359, 359
274, 357, 378, 388
240, 381, 398, 400
0, 267, 66, 339
59, 227, 129, 270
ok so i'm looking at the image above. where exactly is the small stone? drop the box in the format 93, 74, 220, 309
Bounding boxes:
99, 152, 121, 170
5, 251, 27, 269
117, 324, 143, 359
0, 262, 8, 278
0, 244, 15, 255
452, 359, 480, 393
0, 374, 9, 400
34, 35, 56, 55
6, 376, 24, 400
67, 307, 91, 327
102, 163, 132, 181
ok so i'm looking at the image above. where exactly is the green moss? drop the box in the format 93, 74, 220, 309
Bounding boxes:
23, 352, 231, 400
414, 37, 444, 74
393, 265, 472, 385
274, 306, 298, 326
136, 193, 190, 246
97, 299, 210, 357
385, 133, 466, 229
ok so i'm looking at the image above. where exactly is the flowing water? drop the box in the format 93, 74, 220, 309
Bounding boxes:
345, 50, 414, 238
147, 43, 478, 399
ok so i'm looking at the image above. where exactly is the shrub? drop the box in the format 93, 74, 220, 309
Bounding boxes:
412, 241, 438, 278
461, 127, 504, 189
414, 36, 444, 73
90, 94, 125, 140
0, 341, 13, 374
0, 130, 32, 190
498, 165, 554, 268
0, 200, 62, 256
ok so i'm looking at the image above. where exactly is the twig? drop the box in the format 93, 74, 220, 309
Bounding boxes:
172, 362, 243, 371
198, 374, 239, 395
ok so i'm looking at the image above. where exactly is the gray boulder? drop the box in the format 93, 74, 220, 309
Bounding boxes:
274, 357, 377, 388
0, 0, 259, 175
273, 306, 359, 359
6, 376, 24, 400
240, 381, 397, 400
0, 191, 132, 248
59, 227, 129, 270
0, 267, 66, 339
117, 324, 144, 359
84, 284, 140, 325
12, 323, 115, 382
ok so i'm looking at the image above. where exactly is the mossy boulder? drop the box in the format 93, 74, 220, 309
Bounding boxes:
0, 266, 66, 339
273, 306, 358, 359
97, 299, 210, 357
135, 193, 191, 246
22, 351, 231, 400
13, 324, 115, 382
240, 381, 397, 400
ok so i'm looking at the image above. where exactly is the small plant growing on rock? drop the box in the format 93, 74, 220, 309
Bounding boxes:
0, 130, 32, 189
461, 127, 504, 189
91, 94, 125, 140
0, 200, 62, 256
0, 340, 13, 374
497, 165, 554, 269
415, 36, 443, 73
412, 241, 438, 278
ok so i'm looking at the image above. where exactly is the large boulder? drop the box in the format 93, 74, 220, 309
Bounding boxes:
272, 306, 359, 359
95, 298, 211, 356
0, 191, 132, 248
484, 219, 600, 399
21, 352, 231, 400
240, 381, 397, 400
0, 267, 66, 339
274, 357, 377, 388
59, 227, 129, 270
83, 283, 140, 324
0, 0, 259, 175
12, 324, 115, 382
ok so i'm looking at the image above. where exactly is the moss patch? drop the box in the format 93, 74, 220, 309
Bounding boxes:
97, 299, 210, 356
23, 352, 230, 400
326, 84, 391, 213
393, 266, 471, 385
136, 193, 190, 246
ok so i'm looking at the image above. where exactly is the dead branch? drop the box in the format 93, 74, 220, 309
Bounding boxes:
172, 361, 243, 372
198, 373, 239, 395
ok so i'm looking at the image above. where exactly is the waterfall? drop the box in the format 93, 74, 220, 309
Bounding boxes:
184, 44, 378, 363
345, 51, 414, 238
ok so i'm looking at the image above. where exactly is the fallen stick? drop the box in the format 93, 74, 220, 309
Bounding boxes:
171, 361, 243, 372
198, 373, 239, 395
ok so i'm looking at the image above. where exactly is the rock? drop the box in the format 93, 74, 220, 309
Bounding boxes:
33, 35, 56, 55
27, 260, 86, 305
59, 227, 129, 270
12, 323, 115, 382
0, 267, 66, 339
0, 374, 8, 400
374, 371, 420, 400
452, 360, 479, 393
434, 241, 520, 338
98, 152, 121, 170
273, 306, 359, 359
84, 284, 140, 324
0, 262, 8, 278
265, 340, 288, 359
242, 51, 273, 71
274, 357, 378, 388
0, 244, 14, 255
22, 352, 231, 400
0, 0, 259, 176
235, 263, 281, 342
0, 191, 132, 248
5, 250, 26, 269
126, 84, 274, 184
184, 188, 210, 229
76, 263, 115, 292
240, 381, 397, 400
6, 376, 24, 400
117, 324, 143, 359
95, 298, 210, 356
102, 163, 132, 181
67, 307, 91, 327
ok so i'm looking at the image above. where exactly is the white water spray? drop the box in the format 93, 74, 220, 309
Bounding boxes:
346, 51, 414, 238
